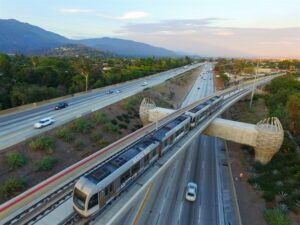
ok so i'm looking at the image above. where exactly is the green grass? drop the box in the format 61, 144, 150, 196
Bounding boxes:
91, 112, 107, 124
29, 136, 54, 154
71, 118, 94, 133
0, 178, 26, 200
5, 152, 26, 169
36, 156, 58, 171
56, 128, 74, 142
263, 208, 291, 225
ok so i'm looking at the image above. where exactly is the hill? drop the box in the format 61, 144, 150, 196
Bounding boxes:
0, 19, 179, 58
77, 37, 178, 58
0, 19, 70, 53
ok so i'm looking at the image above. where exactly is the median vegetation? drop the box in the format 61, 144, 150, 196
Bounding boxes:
29, 136, 54, 154
230, 73, 300, 224
0, 53, 192, 110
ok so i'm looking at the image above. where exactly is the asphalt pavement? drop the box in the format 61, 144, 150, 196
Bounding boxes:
0, 63, 200, 151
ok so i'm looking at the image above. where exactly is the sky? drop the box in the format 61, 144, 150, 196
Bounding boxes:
1, 0, 300, 58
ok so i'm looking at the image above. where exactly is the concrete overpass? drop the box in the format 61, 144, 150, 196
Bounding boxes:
140, 98, 284, 164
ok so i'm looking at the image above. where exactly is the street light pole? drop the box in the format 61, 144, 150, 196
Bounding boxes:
249, 62, 258, 110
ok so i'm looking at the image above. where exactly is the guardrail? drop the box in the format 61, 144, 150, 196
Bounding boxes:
0, 73, 282, 223
0, 63, 202, 117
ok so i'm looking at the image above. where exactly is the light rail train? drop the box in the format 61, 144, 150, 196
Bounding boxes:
73, 94, 223, 217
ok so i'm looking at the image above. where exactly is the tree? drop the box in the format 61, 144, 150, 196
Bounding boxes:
286, 93, 300, 135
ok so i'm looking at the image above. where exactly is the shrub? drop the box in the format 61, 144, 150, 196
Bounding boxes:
262, 191, 276, 202
97, 140, 109, 148
122, 114, 129, 120
103, 122, 117, 133
56, 128, 74, 142
92, 112, 106, 124
0, 178, 26, 200
36, 156, 57, 171
29, 136, 54, 154
116, 115, 123, 121
71, 118, 94, 133
90, 132, 102, 142
263, 208, 291, 225
74, 140, 84, 150
118, 123, 128, 130
111, 119, 118, 125
5, 152, 26, 169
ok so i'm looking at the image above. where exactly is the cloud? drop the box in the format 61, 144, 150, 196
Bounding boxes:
60, 8, 94, 13
121, 18, 221, 34
96, 11, 149, 20
117, 19, 300, 58
118, 11, 148, 20
213, 31, 235, 36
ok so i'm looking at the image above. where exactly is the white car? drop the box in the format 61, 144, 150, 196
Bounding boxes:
116, 90, 122, 93
185, 182, 197, 202
34, 117, 54, 129
142, 81, 148, 86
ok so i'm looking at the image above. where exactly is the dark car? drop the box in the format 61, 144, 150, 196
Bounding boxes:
55, 102, 68, 110
106, 90, 114, 94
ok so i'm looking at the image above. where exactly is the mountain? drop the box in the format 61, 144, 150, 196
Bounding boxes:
42, 44, 111, 58
0, 19, 71, 53
77, 37, 178, 58
0, 19, 179, 58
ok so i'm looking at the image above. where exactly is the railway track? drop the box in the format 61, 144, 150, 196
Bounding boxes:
1, 74, 281, 225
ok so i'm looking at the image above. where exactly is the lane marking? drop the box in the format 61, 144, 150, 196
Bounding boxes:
131, 182, 153, 225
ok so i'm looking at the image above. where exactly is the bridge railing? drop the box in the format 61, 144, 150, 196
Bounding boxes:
0, 73, 282, 222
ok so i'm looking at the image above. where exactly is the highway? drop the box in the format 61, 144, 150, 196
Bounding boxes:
115, 63, 223, 225
1, 65, 278, 225
0, 63, 200, 151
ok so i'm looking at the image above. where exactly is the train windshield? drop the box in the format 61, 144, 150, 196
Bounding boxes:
73, 188, 87, 210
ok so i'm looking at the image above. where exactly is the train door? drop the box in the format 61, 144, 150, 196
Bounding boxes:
99, 190, 106, 208
158, 143, 163, 157
109, 182, 115, 198
170, 134, 175, 144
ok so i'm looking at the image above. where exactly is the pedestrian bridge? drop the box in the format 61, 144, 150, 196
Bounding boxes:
140, 98, 284, 164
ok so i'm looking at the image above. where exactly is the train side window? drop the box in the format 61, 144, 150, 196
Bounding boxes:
132, 163, 140, 174
88, 193, 99, 209
109, 182, 114, 192
121, 170, 130, 184
144, 154, 150, 164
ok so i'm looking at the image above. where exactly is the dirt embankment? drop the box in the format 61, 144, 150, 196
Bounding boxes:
0, 67, 200, 204
223, 97, 300, 225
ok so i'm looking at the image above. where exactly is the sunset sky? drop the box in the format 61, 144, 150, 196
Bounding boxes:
1, 0, 299, 58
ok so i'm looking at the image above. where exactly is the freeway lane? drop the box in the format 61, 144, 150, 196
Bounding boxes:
0, 63, 201, 151
116, 63, 219, 225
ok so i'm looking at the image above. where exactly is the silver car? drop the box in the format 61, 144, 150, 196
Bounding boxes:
34, 117, 54, 129
185, 182, 197, 202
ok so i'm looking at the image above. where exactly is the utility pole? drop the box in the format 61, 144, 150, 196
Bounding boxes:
249, 62, 258, 110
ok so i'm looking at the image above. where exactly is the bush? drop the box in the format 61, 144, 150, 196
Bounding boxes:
116, 115, 123, 121
36, 156, 58, 171
263, 208, 291, 225
92, 112, 106, 124
56, 128, 74, 142
71, 118, 94, 133
90, 132, 102, 142
74, 140, 84, 150
5, 152, 26, 169
118, 123, 128, 130
97, 140, 109, 148
111, 119, 118, 125
103, 122, 117, 133
0, 178, 26, 200
29, 136, 54, 154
